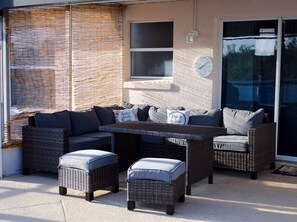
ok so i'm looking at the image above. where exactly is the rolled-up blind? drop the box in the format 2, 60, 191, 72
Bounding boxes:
3, 5, 123, 147
72, 5, 123, 110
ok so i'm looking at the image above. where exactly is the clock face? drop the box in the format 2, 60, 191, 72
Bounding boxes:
193, 56, 213, 77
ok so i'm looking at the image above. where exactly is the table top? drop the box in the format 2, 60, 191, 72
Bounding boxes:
99, 122, 226, 140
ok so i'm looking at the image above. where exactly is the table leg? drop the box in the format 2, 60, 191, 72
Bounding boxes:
186, 138, 213, 195
186, 186, 191, 195
112, 132, 140, 171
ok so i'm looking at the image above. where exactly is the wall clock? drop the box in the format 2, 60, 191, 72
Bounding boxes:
193, 56, 213, 77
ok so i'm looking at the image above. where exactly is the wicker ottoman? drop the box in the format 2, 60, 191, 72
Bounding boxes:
58, 149, 119, 202
127, 158, 186, 215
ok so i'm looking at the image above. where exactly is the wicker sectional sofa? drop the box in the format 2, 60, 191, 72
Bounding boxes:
22, 104, 276, 179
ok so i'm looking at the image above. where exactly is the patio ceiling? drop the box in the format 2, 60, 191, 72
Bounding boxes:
0, 0, 179, 9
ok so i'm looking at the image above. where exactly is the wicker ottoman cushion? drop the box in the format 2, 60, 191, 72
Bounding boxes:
127, 158, 185, 183
59, 149, 118, 172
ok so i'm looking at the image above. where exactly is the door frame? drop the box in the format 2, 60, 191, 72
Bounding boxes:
218, 17, 297, 163
0, 11, 4, 178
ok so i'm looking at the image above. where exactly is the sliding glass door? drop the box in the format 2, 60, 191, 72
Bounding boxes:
222, 19, 297, 160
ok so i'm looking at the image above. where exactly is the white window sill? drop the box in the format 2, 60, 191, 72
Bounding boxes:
124, 79, 173, 90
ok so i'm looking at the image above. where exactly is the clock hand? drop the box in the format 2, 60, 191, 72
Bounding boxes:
199, 61, 210, 70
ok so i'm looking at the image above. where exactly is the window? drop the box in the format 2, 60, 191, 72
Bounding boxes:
130, 22, 173, 78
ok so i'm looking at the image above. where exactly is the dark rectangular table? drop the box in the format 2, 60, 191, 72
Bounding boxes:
99, 122, 226, 195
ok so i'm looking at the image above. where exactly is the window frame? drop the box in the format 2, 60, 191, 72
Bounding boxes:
129, 21, 174, 80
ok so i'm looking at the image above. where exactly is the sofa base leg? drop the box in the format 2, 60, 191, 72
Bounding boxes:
111, 184, 119, 193
86, 192, 94, 202
127, 201, 135, 211
22, 168, 30, 175
269, 162, 276, 170
59, 186, 67, 195
178, 194, 185, 203
166, 205, 174, 215
250, 172, 257, 180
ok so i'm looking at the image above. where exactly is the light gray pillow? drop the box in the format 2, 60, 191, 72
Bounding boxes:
148, 106, 183, 123
223, 107, 265, 135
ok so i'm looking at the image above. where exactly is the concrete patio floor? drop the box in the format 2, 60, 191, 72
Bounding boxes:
0, 162, 296, 222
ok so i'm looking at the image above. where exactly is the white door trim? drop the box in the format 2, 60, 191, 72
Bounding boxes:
0, 13, 4, 178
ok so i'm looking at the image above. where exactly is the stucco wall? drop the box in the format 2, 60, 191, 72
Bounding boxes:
123, 0, 297, 109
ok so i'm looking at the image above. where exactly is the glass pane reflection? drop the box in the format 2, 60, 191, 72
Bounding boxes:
222, 20, 278, 120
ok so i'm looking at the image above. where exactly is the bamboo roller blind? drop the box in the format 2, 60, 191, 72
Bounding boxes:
4, 5, 123, 147
72, 5, 123, 110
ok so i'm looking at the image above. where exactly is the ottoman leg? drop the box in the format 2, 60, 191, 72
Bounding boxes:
208, 175, 213, 184
250, 171, 257, 180
127, 201, 135, 211
85, 192, 94, 202
166, 205, 174, 215
111, 183, 119, 193
59, 187, 67, 195
178, 194, 185, 203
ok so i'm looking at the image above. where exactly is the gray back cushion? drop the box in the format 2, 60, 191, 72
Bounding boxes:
188, 109, 222, 127
35, 110, 72, 135
223, 107, 265, 135
148, 106, 183, 123
70, 109, 100, 136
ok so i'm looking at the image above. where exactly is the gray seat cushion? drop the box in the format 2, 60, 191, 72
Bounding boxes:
59, 149, 117, 172
127, 158, 185, 183
141, 135, 165, 144
165, 138, 187, 146
223, 107, 264, 135
81, 132, 112, 146
213, 135, 249, 152
35, 110, 72, 135
69, 109, 101, 136
69, 136, 103, 152
188, 109, 222, 127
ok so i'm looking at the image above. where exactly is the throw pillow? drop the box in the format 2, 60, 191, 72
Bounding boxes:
223, 107, 265, 135
148, 106, 184, 123
188, 109, 222, 127
122, 101, 150, 121
113, 109, 139, 123
35, 110, 72, 135
70, 108, 101, 136
167, 109, 191, 125
93, 105, 123, 125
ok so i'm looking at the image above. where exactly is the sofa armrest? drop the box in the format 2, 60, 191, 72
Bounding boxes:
248, 122, 276, 170
22, 126, 70, 149
22, 126, 70, 173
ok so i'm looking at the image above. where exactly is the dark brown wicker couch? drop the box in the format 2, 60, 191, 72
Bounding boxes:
22, 112, 112, 174
140, 122, 276, 180
213, 122, 276, 179
22, 105, 276, 180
